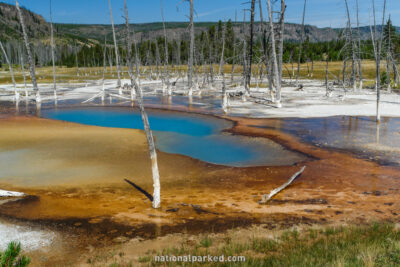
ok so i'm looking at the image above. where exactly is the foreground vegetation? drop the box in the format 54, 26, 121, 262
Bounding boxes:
0, 242, 30, 267
117, 223, 400, 267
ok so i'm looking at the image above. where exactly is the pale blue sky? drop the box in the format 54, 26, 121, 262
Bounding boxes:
1, 0, 398, 27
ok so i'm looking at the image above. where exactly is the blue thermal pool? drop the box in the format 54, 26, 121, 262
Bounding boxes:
41, 108, 306, 167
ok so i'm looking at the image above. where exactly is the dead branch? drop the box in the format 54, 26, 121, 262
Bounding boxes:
259, 166, 306, 204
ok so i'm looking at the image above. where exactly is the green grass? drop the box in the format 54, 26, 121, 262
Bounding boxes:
0, 60, 387, 84
140, 223, 400, 267
199, 236, 213, 248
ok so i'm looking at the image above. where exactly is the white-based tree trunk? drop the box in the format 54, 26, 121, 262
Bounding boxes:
125, 0, 161, 209
19, 46, 28, 97
188, 0, 194, 92
160, 0, 171, 95
295, 0, 307, 86
267, 0, 282, 107
370, 0, 386, 123
108, 0, 122, 91
102, 36, 107, 103
50, 0, 57, 102
16, 0, 40, 103
218, 22, 226, 76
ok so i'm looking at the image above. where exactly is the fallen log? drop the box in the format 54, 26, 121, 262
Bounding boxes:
0, 189, 25, 197
259, 166, 306, 204
82, 91, 103, 104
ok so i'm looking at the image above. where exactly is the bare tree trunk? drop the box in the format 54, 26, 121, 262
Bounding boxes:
75, 42, 80, 77
393, 61, 399, 88
188, 0, 194, 94
259, 166, 306, 204
219, 23, 228, 111
177, 38, 181, 66
231, 37, 236, 84
218, 22, 226, 76
370, 0, 386, 123
386, 15, 392, 93
155, 42, 161, 80
108, 0, 122, 91
16, 0, 40, 102
356, 0, 363, 90
325, 51, 331, 96
160, 0, 171, 95
311, 56, 314, 78
278, 0, 286, 85
50, 0, 57, 101
344, 0, 356, 91
102, 36, 107, 102
295, 0, 307, 85
342, 58, 347, 86
258, 0, 272, 95
246, 0, 256, 93
0, 41, 17, 100
267, 0, 282, 107
19, 45, 27, 96
125, 0, 161, 209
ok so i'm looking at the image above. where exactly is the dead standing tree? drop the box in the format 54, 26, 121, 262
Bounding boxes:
277, 0, 286, 88
160, 0, 171, 95
16, 0, 40, 103
356, 0, 363, 90
218, 21, 226, 76
344, 0, 356, 91
258, 0, 274, 99
50, 0, 57, 102
108, 0, 122, 92
125, 0, 161, 209
266, 0, 282, 107
295, 0, 307, 86
18, 45, 28, 96
385, 16, 398, 92
102, 36, 107, 102
188, 0, 195, 95
245, 0, 256, 96
178, 0, 195, 94
370, 0, 386, 123
219, 22, 229, 111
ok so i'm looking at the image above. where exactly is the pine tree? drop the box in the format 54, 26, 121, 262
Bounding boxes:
0, 242, 30, 267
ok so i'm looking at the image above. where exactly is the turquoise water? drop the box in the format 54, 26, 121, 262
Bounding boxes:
42, 108, 305, 167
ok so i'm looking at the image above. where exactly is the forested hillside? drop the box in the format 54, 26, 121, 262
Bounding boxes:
0, 2, 399, 70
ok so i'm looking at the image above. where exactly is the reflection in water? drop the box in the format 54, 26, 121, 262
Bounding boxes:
42, 108, 306, 167
15, 99, 19, 114
268, 116, 400, 165
188, 95, 193, 111
376, 122, 380, 145
35, 102, 41, 117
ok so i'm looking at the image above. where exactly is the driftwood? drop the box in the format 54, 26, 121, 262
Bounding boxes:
259, 166, 306, 204
0, 189, 25, 197
82, 91, 103, 103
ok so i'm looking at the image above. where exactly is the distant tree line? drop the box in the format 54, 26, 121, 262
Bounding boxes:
0, 19, 398, 70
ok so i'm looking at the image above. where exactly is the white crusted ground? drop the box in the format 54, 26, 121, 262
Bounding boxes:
0, 221, 55, 251
1, 77, 399, 118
